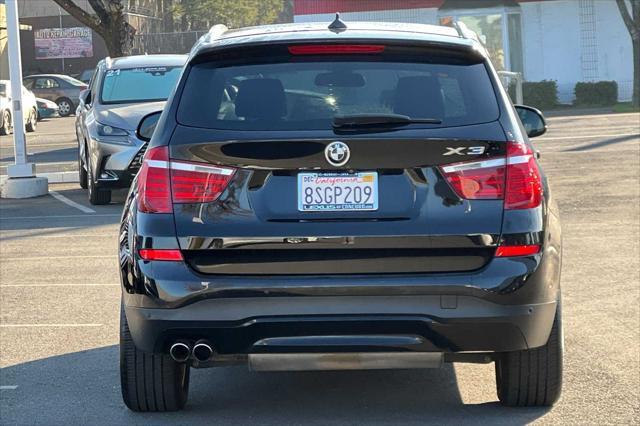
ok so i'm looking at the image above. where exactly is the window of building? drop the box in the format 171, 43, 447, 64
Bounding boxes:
438, 5, 523, 74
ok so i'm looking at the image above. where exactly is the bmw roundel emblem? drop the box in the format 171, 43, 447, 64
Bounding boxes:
325, 141, 350, 167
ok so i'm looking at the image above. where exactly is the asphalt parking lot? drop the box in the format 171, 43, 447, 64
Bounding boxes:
0, 112, 639, 425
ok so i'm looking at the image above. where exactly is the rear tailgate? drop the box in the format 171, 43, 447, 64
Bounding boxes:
169, 42, 507, 275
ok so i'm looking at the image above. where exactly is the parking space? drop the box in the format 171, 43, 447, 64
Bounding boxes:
0, 117, 78, 175
0, 112, 638, 424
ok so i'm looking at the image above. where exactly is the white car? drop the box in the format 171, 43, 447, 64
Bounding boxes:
0, 80, 38, 135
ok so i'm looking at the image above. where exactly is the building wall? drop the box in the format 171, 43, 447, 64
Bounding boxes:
294, 8, 438, 24
0, 3, 8, 80
594, 0, 633, 100
293, 0, 634, 103
520, 0, 583, 102
17, 0, 92, 18
19, 14, 108, 77
14, 0, 166, 76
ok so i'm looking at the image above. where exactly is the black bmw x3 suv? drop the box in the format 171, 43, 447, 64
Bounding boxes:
119, 19, 562, 411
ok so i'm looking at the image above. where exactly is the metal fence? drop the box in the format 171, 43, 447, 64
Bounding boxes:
132, 31, 208, 55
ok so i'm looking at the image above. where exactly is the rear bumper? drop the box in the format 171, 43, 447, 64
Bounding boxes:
120, 208, 562, 359
124, 295, 557, 355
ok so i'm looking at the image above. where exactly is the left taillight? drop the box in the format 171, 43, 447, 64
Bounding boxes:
137, 146, 236, 213
137, 146, 172, 213
170, 161, 236, 204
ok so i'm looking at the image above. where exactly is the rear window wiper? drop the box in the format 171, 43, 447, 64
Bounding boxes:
332, 113, 442, 128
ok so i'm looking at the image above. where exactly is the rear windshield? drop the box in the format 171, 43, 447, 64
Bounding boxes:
100, 66, 182, 104
177, 56, 499, 130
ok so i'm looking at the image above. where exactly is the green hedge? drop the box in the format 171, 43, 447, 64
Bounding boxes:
574, 81, 618, 106
509, 80, 558, 109
519, 81, 558, 110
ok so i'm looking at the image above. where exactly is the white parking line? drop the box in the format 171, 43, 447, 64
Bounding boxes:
0, 283, 118, 287
0, 386, 18, 390
0, 142, 75, 148
538, 132, 639, 141
49, 191, 96, 214
0, 214, 119, 220
0, 161, 76, 167
2, 255, 114, 261
0, 234, 116, 239
0, 324, 103, 328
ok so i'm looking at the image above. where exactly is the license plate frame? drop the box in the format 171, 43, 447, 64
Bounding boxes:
297, 172, 379, 212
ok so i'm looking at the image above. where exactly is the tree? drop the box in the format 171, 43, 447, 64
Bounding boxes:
172, 0, 285, 32
51, 0, 136, 57
616, 0, 640, 106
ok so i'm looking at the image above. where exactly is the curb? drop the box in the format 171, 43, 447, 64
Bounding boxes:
0, 171, 79, 184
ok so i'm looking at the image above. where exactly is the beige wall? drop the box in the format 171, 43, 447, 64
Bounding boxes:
17, 0, 91, 19
0, 4, 8, 80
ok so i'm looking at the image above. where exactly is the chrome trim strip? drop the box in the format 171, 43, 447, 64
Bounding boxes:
507, 154, 532, 165
144, 160, 235, 176
248, 352, 444, 371
170, 161, 234, 175
441, 158, 506, 173
145, 159, 170, 168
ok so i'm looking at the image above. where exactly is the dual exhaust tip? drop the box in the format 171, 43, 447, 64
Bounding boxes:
170, 340, 213, 363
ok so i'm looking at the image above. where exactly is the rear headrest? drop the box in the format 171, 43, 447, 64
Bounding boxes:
393, 76, 444, 119
235, 78, 286, 120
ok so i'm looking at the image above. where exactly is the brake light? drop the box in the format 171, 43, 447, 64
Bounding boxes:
440, 158, 506, 199
439, 141, 542, 209
170, 161, 236, 204
139, 248, 183, 261
288, 44, 385, 55
137, 146, 171, 213
504, 142, 543, 210
137, 146, 236, 213
495, 245, 540, 257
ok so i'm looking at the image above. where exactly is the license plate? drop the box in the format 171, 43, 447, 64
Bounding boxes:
298, 172, 378, 212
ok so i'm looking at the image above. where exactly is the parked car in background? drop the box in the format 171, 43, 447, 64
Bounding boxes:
0, 80, 38, 135
76, 68, 96, 84
75, 54, 187, 204
36, 97, 59, 120
23, 74, 87, 117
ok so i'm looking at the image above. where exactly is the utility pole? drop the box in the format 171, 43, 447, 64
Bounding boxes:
1, 0, 48, 198
58, 5, 65, 73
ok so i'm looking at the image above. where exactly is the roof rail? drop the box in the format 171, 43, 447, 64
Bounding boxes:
204, 24, 229, 43
446, 20, 489, 57
105, 56, 113, 69
452, 21, 472, 39
191, 24, 229, 54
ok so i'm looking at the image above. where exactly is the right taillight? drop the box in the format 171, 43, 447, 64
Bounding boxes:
439, 141, 542, 210
137, 146, 236, 213
495, 244, 540, 257
504, 141, 543, 210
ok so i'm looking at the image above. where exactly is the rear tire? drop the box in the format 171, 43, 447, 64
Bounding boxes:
78, 149, 88, 189
120, 304, 190, 412
26, 108, 37, 132
87, 161, 111, 205
495, 302, 563, 407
